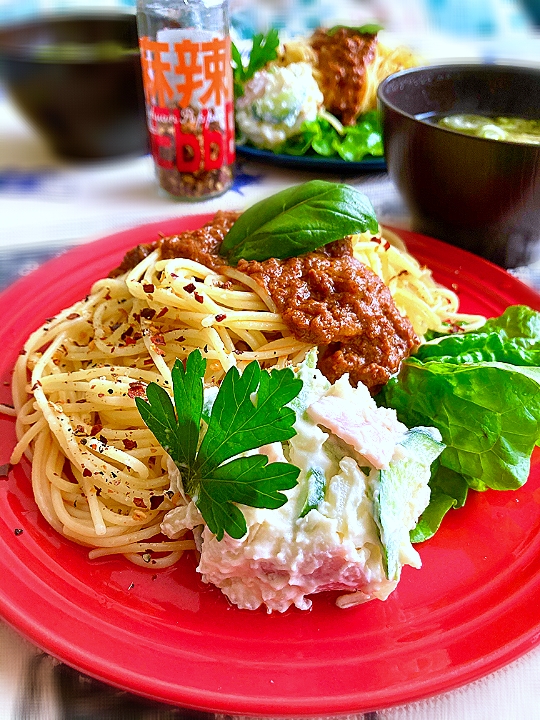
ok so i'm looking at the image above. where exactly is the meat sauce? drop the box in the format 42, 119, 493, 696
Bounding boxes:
238, 241, 417, 391
110, 213, 417, 391
310, 27, 378, 126
108, 211, 239, 278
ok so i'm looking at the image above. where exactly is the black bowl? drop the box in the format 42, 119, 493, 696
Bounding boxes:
378, 64, 540, 268
0, 12, 149, 160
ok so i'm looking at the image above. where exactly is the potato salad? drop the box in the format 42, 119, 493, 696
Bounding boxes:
162, 352, 443, 612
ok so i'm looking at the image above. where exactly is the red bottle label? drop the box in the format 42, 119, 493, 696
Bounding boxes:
139, 35, 235, 173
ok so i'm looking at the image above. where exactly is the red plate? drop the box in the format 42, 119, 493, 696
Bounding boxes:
1, 216, 540, 716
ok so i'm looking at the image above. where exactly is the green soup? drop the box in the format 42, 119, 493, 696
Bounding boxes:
435, 114, 540, 145
33, 41, 138, 63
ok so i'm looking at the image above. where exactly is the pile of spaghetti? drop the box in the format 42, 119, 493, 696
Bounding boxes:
5, 217, 484, 567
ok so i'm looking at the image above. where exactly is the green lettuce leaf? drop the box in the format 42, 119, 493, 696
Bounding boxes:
378, 307, 540, 542
278, 111, 383, 162
416, 305, 540, 366
379, 359, 540, 492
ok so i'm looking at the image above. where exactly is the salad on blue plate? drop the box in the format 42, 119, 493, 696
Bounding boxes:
232, 25, 418, 163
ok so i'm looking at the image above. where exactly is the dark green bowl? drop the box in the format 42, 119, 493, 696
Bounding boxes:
0, 12, 149, 160
378, 64, 540, 269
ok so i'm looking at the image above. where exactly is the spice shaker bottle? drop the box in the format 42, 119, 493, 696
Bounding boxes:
136, 0, 235, 200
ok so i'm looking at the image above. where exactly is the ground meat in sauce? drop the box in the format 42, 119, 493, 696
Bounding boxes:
109, 214, 417, 392
310, 27, 378, 126
159, 210, 239, 271
109, 243, 155, 278
238, 240, 418, 392
108, 210, 238, 277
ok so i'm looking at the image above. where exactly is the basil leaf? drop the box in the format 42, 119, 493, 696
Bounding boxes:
220, 180, 379, 264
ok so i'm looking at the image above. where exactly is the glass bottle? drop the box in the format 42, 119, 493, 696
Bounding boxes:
136, 0, 235, 200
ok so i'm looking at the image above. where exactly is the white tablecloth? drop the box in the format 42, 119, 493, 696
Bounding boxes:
1, 48, 540, 718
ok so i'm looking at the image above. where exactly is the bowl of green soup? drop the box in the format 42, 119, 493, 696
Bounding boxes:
0, 12, 148, 160
378, 64, 540, 268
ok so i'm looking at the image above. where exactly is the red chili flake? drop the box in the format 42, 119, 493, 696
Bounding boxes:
74, 425, 86, 435
98, 393, 104, 398
104, 293, 111, 300
194, 292, 204, 303
133, 497, 147, 508
140, 308, 156, 320
156, 307, 168, 318
215, 314, 227, 322
143, 284, 155, 293
19, 349, 27, 356
90, 424, 103, 436
0, 463, 13, 478
123, 336, 137, 346
143, 358, 154, 366
132, 312, 141, 323
128, 382, 146, 399
83, 468, 92, 477
98, 435, 107, 445
95, 487, 102, 496
122, 326, 134, 339
150, 495, 164, 510
67, 313, 80, 320
14, 528, 23, 536
183, 283, 196, 294
45, 316, 56, 322
151, 332, 166, 346
148, 456, 156, 467
76, 399, 86, 403
122, 439, 138, 450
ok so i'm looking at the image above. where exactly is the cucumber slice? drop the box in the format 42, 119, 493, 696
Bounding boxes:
299, 466, 326, 517
373, 428, 445, 581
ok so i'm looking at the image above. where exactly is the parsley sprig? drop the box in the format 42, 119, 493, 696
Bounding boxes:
135, 351, 302, 540
231, 28, 280, 98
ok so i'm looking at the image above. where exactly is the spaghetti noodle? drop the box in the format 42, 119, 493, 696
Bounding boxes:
4, 223, 484, 565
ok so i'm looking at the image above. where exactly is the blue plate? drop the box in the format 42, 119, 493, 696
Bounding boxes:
236, 144, 386, 173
